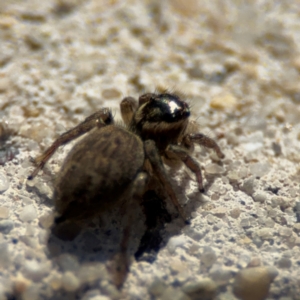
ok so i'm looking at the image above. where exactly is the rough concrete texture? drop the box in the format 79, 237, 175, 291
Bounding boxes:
0, 0, 300, 299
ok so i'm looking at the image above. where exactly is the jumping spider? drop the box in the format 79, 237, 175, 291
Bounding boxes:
28, 92, 224, 286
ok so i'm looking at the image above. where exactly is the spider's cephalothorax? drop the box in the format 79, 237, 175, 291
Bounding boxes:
28, 91, 224, 287
129, 93, 191, 151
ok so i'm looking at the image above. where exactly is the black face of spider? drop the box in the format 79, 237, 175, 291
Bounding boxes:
139, 93, 190, 123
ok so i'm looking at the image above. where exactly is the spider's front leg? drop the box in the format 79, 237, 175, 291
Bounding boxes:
144, 140, 189, 224
173, 132, 224, 192
28, 108, 113, 180
167, 145, 205, 193
182, 133, 225, 159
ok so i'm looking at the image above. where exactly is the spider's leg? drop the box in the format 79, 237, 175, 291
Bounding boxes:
183, 133, 224, 159
120, 97, 138, 126
167, 145, 205, 193
28, 108, 113, 179
108, 171, 148, 288
144, 140, 189, 224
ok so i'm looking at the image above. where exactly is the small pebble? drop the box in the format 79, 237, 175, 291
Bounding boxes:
240, 217, 256, 228
182, 278, 217, 300
243, 116, 266, 132
170, 258, 186, 275
277, 256, 292, 269
278, 227, 292, 237
19, 205, 37, 222
0, 220, 14, 234
211, 207, 227, 218
247, 257, 261, 268
148, 278, 167, 297
101, 88, 121, 99
293, 223, 300, 232
256, 228, 273, 240
238, 166, 249, 179
160, 286, 190, 300
0, 172, 9, 193
272, 142, 282, 156
77, 263, 106, 285
0, 242, 11, 268
38, 229, 48, 245
27, 180, 52, 200
205, 164, 225, 175
249, 162, 270, 177
201, 247, 217, 268
210, 93, 237, 110
217, 291, 237, 300
233, 266, 278, 300
89, 296, 111, 300
0, 206, 9, 218
57, 253, 80, 272
227, 170, 239, 181
209, 266, 234, 285
23, 260, 51, 281
241, 142, 263, 152
264, 218, 275, 228
240, 177, 255, 196
62, 271, 80, 292
167, 235, 188, 253
19, 235, 39, 249
39, 212, 54, 229
48, 271, 62, 290
230, 208, 241, 219
253, 192, 267, 203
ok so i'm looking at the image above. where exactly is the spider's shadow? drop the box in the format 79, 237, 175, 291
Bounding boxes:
45, 189, 188, 296
45, 176, 217, 299
46, 188, 182, 261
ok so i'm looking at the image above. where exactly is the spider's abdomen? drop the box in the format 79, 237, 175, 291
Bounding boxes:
54, 125, 144, 221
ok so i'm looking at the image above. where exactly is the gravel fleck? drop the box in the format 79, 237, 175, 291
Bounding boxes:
167, 235, 188, 253
210, 93, 237, 110
201, 247, 217, 268
57, 253, 80, 272
182, 278, 217, 300
160, 286, 190, 300
278, 227, 293, 237
293, 223, 300, 232
0, 242, 11, 268
205, 163, 225, 175
253, 192, 268, 203
77, 263, 106, 285
23, 260, 51, 281
230, 208, 241, 219
0, 219, 14, 234
19, 205, 37, 222
256, 228, 273, 240
249, 162, 271, 177
233, 266, 278, 300
0, 206, 9, 219
62, 271, 81, 292
240, 177, 255, 196
277, 256, 292, 269
209, 266, 234, 285
48, 271, 62, 290
211, 207, 227, 218
148, 278, 167, 297
38, 212, 54, 229
0, 172, 9, 193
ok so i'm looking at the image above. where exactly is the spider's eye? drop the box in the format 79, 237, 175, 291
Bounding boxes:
145, 93, 190, 123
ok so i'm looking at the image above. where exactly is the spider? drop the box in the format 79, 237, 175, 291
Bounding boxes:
28, 92, 224, 286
